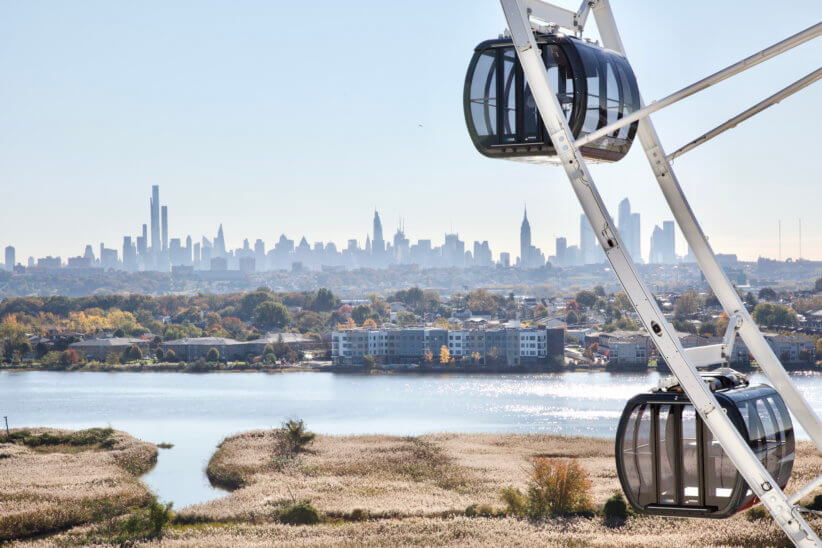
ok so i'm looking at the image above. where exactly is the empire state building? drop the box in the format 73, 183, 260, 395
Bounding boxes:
520, 207, 531, 268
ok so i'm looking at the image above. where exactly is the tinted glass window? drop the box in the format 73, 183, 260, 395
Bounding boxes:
469, 50, 497, 139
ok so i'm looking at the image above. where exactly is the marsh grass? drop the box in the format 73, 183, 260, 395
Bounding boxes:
0, 428, 158, 542
7, 427, 117, 453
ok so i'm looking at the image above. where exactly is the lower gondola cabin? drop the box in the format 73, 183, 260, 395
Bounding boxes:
616, 374, 794, 518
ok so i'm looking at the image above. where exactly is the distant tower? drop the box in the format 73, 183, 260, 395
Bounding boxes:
215, 224, 226, 257
580, 214, 596, 264
150, 185, 160, 253
630, 212, 641, 262
618, 198, 632, 255
161, 206, 168, 252
520, 206, 531, 268
4, 245, 15, 271
372, 211, 384, 254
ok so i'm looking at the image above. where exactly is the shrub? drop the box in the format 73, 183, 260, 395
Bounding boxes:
500, 486, 527, 516
603, 492, 630, 522
807, 494, 822, 511
476, 504, 496, 517
465, 503, 478, 517
348, 508, 369, 522
746, 505, 770, 521
60, 349, 80, 366
276, 419, 316, 455
123, 345, 142, 362
109, 499, 173, 542
526, 457, 592, 518
279, 500, 321, 525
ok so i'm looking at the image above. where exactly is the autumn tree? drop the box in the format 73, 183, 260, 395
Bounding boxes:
674, 291, 700, 319
467, 289, 499, 315
423, 347, 434, 364
439, 345, 451, 365
362, 318, 378, 329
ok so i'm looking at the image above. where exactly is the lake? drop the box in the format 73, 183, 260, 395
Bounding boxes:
2, 370, 822, 509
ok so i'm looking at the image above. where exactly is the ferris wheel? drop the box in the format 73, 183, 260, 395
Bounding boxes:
463, 1, 822, 545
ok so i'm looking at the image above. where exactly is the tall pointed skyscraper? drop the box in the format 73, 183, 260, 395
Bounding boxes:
372, 210, 384, 254
520, 206, 531, 268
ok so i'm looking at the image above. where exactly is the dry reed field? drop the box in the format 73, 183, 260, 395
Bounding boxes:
0, 427, 158, 542
167, 431, 822, 546
9, 429, 822, 546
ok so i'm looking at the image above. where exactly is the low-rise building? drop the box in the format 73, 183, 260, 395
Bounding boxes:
160, 332, 318, 362
331, 326, 564, 368
69, 337, 150, 360
598, 331, 651, 369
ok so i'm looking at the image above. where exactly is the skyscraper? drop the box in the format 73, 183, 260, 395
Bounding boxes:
618, 198, 632, 253
150, 185, 160, 253
630, 212, 641, 262
161, 205, 168, 252
4, 245, 15, 271
662, 220, 676, 263
214, 224, 226, 258
649, 220, 676, 264
520, 207, 531, 268
372, 210, 384, 255
555, 237, 567, 266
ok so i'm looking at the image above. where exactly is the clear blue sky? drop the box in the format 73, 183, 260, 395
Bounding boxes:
1, 1, 820, 262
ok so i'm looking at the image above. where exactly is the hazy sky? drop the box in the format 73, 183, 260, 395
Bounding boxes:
1, 1, 820, 263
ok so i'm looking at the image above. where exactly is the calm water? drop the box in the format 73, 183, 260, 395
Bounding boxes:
2, 370, 822, 509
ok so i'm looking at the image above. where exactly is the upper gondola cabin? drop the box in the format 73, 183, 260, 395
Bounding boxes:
464, 33, 640, 164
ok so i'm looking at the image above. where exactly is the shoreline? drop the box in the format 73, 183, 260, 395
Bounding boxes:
3, 362, 809, 375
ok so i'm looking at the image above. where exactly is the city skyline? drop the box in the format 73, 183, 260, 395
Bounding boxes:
2, 185, 707, 273
1, 1, 820, 262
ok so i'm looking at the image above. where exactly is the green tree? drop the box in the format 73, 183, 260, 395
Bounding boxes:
362, 354, 376, 370
398, 311, 418, 327
815, 277, 822, 293
123, 344, 143, 362
206, 347, 220, 362
239, 291, 275, 320
593, 285, 606, 297
565, 310, 579, 325
307, 288, 339, 312
752, 303, 798, 327
164, 349, 177, 362
758, 287, 778, 301
351, 305, 371, 326
574, 290, 597, 309
253, 301, 291, 328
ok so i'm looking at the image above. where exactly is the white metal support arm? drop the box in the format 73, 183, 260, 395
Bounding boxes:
667, 68, 822, 162
498, 0, 822, 544
574, 21, 822, 149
